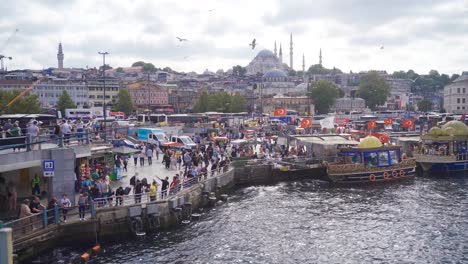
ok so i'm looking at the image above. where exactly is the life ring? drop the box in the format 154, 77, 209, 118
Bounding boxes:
383, 172, 390, 180
369, 174, 376, 182
392, 170, 398, 178
399, 170, 405, 177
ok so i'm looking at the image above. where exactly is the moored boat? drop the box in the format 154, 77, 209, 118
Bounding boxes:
326, 136, 416, 184
414, 120, 468, 174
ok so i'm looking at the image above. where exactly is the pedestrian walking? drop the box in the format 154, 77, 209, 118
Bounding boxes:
146, 148, 153, 165
78, 192, 88, 221
60, 194, 71, 222
133, 153, 138, 166
139, 152, 145, 167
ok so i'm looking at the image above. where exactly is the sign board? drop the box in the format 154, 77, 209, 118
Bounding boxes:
43, 160, 55, 171
43, 160, 55, 177
43, 171, 55, 177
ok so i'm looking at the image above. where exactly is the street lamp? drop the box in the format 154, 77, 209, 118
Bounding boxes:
98, 51, 109, 141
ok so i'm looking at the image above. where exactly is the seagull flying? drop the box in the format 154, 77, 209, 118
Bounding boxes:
379, 45, 384, 50
249, 38, 256, 50
177, 37, 188, 42
208, 9, 214, 12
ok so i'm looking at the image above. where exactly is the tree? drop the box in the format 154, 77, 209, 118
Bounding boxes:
193, 90, 209, 113
116, 67, 124, 73
230, 93, 247, 112
232, 65, 246, 77
132, 61, 145, 67
417, 99, 433, 112
0, 90, 41, 114
450, 74, 460, 82
357, 72, 390, 110
193, 90, 246, 113
114, 89, 133, 115
307, 64, 342, 75
392, 70, 408, 79
309, 80, 340, 114
56, 90, 76, 116
99, 64, 112, 71
143, 63, 156, 72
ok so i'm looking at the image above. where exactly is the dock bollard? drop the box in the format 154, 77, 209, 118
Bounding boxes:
220, 194, 228, 202
191, 213, 201, 220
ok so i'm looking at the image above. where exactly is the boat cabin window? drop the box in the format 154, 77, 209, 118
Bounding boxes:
364, 153, 378, 167
378, 152, 390, 166
389, 150, 398, 165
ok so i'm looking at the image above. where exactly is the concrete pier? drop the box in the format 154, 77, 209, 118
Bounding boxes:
12, 162, 327, 262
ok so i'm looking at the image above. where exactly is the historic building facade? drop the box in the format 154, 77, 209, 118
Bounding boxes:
444, 72, 468, 114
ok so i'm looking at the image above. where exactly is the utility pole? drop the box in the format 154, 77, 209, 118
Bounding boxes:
98, 51, 109, 142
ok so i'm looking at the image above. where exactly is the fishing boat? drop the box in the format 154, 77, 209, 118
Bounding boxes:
414, 120, 468, 174
326, 136, 416, 184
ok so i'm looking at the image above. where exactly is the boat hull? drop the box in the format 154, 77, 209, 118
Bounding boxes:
418, 161, 468, 174
327, 167, 416, 184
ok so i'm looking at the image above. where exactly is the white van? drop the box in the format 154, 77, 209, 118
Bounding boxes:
270, 119, 286, 126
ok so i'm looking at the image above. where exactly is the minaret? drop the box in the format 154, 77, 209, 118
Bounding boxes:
302, 54, 305, 76
279, 44, 283, 63
274, 41, 277, 57
289, 33, 293, 70
319, 48, 322, 66
57, 43, 64, 69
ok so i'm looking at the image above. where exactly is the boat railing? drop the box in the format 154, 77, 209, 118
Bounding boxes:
413, 153, 465, 162
327, 158, 416, 174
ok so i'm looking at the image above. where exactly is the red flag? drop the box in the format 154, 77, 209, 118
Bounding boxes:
300, 117, 312, 128
402, 119, 414, 129
461, 113, 466, 121
373, 133, 389, 143
384, 118, 393, 125
367, 120, 376, 129
274, 107, 286, 116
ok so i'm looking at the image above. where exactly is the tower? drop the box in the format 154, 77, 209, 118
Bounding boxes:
279, 44, 283, 63
57, 43, 64, 69
289, 33, 293, 70
302, 54, 305, 77
319, 48, 322, 66
274, 41, 277, 57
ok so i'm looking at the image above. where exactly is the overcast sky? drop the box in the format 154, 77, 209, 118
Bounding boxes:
1, 0, 467, 75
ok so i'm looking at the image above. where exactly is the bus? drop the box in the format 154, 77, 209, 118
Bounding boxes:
166, 114, 208, 124
65, 109, 92, 120
149, 114, 167, 124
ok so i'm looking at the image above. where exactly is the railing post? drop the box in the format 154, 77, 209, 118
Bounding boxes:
90, 199, 96, 219
26, 136, 31, 152
0, 227, 13, 264
54, 205, 59, 225
43, 209, 48, 227
85, 129, 90, 144
58, 133, 64, 148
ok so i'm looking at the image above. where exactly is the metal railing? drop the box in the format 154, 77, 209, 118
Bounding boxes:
4, 167, 233, 243
0, 128, 116, 152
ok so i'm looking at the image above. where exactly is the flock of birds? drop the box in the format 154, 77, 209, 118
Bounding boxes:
175, 9, 384, 60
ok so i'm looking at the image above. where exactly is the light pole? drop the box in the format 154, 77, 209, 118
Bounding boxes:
98, 51, 109, 141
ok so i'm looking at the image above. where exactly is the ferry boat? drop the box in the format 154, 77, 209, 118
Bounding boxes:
326, 136, 416, 184
413, 120, 468, 174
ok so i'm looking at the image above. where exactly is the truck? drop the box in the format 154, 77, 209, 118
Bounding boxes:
166, 135, 197, 151
137, 128, 168, 145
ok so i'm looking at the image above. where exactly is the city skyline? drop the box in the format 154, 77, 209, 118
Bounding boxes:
0, 0, 467, 74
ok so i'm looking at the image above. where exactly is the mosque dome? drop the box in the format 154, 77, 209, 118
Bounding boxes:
263, 69, 288, 82
441, 121, 468, 136
256, 49, 275, 59
358, 136, 383, 148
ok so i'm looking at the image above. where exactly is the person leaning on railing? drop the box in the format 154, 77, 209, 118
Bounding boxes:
19, 199, 33, 233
